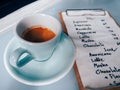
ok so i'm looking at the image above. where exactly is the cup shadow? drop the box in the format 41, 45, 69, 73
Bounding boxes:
8, 80, 38, 90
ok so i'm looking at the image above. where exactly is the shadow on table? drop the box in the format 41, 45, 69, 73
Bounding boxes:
7, 80, 38, 90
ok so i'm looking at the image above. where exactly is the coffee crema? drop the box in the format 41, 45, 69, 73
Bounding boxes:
22, 26, 56, 42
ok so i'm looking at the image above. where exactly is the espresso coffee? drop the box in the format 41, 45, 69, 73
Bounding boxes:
22, 26, 56, 42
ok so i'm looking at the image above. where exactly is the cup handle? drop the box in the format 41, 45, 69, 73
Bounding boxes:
9, 48, 33, 68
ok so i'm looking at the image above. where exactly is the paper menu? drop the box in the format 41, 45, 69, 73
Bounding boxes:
61, 10, 120, 89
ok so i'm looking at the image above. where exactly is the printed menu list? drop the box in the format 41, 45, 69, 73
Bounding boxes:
62, 10, 120, 88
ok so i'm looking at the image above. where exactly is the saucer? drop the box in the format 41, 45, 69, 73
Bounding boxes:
4, 33, 76, 86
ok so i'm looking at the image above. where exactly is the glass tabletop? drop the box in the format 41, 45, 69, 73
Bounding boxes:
0, 0, 120, 90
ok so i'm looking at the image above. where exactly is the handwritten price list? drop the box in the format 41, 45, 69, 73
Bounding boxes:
72, 17, 120, 86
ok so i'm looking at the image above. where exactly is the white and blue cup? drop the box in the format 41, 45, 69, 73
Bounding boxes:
10, 14, 62, 68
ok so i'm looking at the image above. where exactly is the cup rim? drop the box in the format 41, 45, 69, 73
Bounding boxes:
14, 14, 62, 45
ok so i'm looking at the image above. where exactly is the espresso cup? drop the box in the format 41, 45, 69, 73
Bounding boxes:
10, 14, 62, 68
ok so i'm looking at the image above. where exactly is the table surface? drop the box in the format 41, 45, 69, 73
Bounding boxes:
0, 0, 120, 90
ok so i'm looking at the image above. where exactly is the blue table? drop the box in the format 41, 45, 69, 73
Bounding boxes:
0, 0, 120, 90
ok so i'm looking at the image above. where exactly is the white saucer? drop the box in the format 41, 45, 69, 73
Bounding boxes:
4, 33, 76, 86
